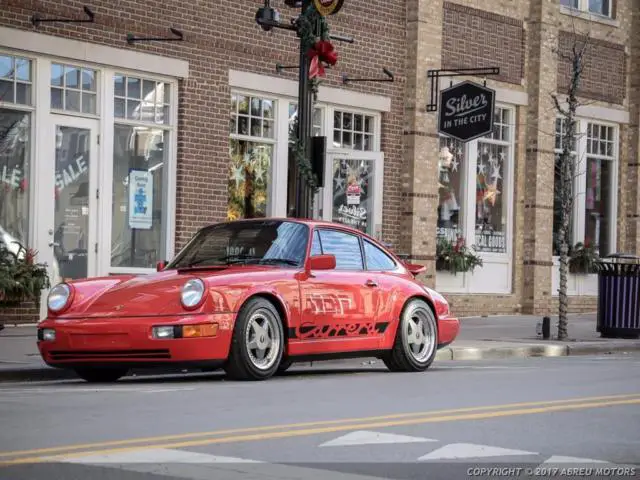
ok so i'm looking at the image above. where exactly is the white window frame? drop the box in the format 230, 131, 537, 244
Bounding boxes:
560, 0, 615, 20
228, 88, 280, 220
435, 103, 516, 295
0, 49, 37, 247
105, 66, 179, 276
552, 116, 619, 260
551, 116, 619, 297
49, 60, 100, 119
321, 104, 383, 237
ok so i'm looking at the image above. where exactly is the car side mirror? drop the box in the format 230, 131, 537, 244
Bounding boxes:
156, 261, 167, 272
308, 254, 336, 270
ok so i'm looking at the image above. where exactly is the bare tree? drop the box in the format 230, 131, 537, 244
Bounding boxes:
551, 27, 591, 341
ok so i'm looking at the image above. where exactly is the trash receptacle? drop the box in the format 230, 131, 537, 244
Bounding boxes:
594, 253, 640, 339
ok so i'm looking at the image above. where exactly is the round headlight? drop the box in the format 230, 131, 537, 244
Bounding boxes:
180, 279, 205, 309
48, 283, 71, 312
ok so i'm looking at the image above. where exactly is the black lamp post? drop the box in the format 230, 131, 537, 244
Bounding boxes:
254, 0, 314, 218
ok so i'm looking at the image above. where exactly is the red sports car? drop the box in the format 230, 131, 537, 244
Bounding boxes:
37, 219, 459, 382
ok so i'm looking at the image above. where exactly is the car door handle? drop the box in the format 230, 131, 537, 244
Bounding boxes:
365, 279, 378, 288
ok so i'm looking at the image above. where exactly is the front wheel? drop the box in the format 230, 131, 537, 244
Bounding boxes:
383, 299, 438, 372
224, 297, 284, 381
74, 367, 128, 383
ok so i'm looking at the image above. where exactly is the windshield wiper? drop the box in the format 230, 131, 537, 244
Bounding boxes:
216, 254, 261, 264
183, 258, 227, 267
258, 258, 300, 266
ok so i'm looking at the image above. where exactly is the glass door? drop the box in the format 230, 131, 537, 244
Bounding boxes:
43, 116, 99, 285
322, 152, 383, 236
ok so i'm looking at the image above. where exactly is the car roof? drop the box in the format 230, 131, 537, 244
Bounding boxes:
204, 218, 386, 245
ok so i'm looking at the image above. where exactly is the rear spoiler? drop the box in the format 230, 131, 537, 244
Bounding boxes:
380, 242, 426, 277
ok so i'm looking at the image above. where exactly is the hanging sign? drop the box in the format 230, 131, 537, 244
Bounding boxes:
128, 169, 153, 230
313, 0, 344, 16
438, 80, 495, 142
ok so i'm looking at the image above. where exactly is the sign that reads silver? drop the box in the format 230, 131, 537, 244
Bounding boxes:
438, 80, 496, 142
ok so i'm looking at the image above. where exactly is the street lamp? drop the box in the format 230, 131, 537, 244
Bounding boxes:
255, 0, 281, 31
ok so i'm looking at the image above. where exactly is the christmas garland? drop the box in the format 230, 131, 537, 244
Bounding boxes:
289, 4, 338, 194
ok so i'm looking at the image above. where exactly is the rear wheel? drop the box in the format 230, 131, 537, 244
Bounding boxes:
224, 297, 284, 381
383, 299, 438, 372
74, 367, 128, 383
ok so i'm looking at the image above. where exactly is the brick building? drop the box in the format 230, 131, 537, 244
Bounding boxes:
0, 0, 637, 322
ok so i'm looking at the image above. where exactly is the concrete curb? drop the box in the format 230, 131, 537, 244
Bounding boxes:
1, 342, 639, 383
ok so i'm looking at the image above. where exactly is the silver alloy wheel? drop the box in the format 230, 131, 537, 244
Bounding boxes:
244, 308, 281, 371
402, 303, 436, 363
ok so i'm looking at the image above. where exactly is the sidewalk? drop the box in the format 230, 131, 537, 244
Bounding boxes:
1, 313, 638, 382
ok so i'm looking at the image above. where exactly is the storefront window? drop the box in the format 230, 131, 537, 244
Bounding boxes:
333, 110, 374, 151
114, 74, 169, 124
111, 74, 172, 269
0, 109, 30, 246
228, 93, 276, 220
0, 55, 32, 106
585, 123, 615, 256
288, 103, 322, 137
51, 63, 97, 115
331, 157, 374, 233
552, 118, 576, 256
474, 108, 511, 253
437, 136, 465, 242
111, 126, 167, 268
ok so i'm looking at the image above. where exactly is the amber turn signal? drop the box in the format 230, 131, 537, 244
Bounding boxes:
182, 323, 218, 338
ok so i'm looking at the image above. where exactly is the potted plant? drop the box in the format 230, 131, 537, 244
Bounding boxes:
568, 240, 599, 275
0, 241, 50, 307
436, 235, 483, 276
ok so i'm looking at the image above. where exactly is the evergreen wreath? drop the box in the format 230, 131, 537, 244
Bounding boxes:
288, 4, 337, 194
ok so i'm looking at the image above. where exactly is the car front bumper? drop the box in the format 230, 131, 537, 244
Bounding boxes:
37, 313, 235, 369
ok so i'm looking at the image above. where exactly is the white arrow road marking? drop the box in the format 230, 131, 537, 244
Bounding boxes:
418, 443, 538, 461
52, 448, 264, 464
319, 430, 437, 447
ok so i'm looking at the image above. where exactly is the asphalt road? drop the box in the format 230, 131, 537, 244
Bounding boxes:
1, 354, 639, 480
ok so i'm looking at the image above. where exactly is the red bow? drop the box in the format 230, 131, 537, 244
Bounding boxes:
308, 40, 338, 79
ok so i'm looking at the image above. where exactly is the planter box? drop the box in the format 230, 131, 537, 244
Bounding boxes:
0, 298, 40, 325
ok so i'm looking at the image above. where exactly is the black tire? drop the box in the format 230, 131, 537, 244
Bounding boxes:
74, 367, 128, 383
276, 358, 294, 375
383, 298, 438, 372
224, 297, 285, 381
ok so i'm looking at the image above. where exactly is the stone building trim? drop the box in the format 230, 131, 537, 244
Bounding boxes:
229, 70, 392, 113
0, 26, 189, 79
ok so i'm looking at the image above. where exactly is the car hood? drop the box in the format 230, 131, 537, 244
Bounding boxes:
63, 265, 287, 318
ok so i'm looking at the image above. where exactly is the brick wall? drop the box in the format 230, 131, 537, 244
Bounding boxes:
0, 0, 407, 251
557, 31, 627, 105
0, 301, 40, 325
442, 2, 525, 85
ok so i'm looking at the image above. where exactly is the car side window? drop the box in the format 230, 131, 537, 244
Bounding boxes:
311, 230, 323, 256
364, 240, 396, 271
318, 229, 364, 270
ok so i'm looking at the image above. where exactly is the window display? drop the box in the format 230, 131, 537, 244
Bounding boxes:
331, 158, 373, 233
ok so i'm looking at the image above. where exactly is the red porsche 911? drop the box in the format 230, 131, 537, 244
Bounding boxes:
37, 219, 459, 382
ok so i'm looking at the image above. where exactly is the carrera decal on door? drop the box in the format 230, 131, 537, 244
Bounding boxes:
289, 322, 389, 339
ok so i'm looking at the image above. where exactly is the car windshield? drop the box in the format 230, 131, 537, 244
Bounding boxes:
167, 220, 310, 269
